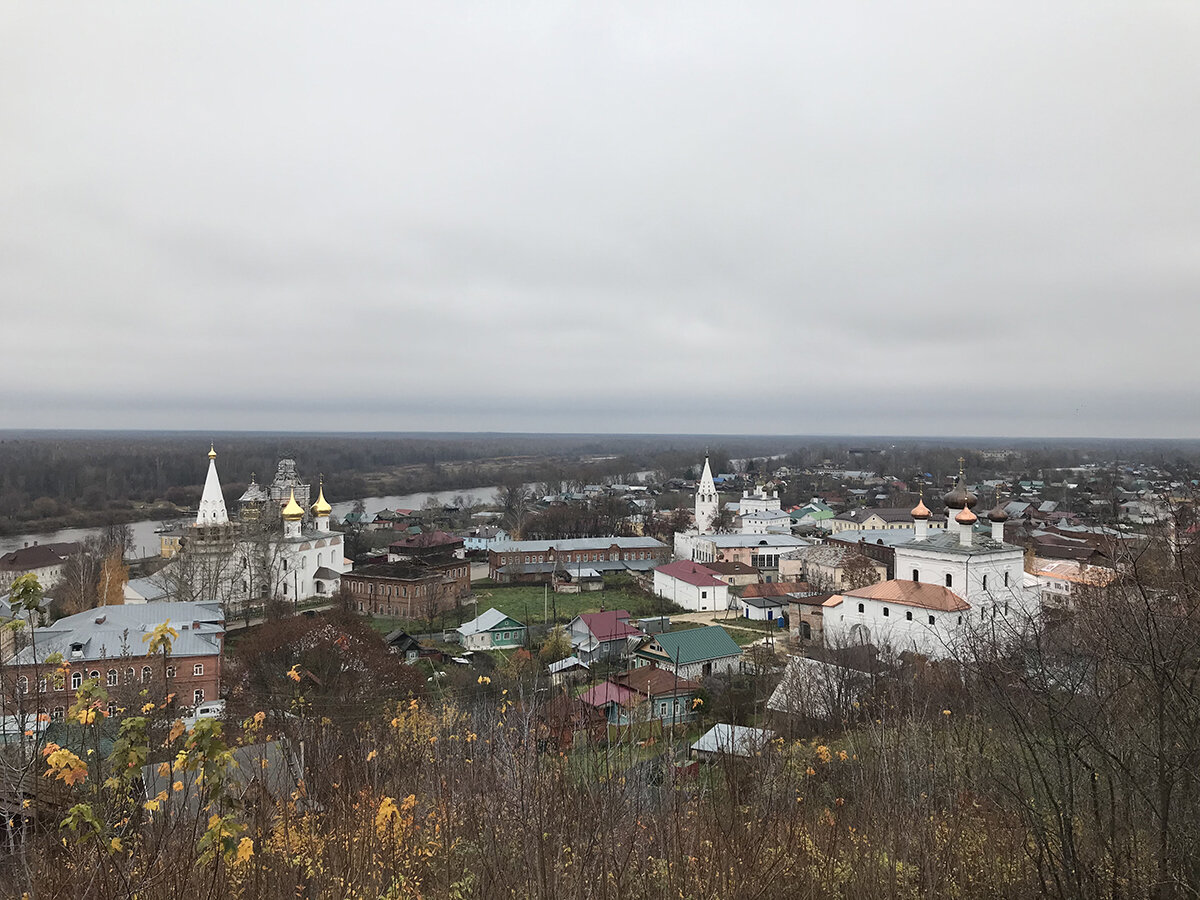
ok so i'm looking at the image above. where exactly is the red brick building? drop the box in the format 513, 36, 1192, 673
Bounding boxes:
0, 601, 224, 725
345, 560, 471, 619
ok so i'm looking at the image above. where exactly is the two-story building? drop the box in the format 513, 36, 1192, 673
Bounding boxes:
0, 601, 225, 729
488, 537, 666, 584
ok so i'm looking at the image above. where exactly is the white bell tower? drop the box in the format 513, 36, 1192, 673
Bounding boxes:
694, 453, 719, 534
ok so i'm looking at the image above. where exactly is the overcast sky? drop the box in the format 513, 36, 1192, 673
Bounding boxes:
2, 3, 1198, 438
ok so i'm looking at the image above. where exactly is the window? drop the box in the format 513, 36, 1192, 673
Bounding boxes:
945, 574, 952, 588
906, 611, 913, 621
857, 603, 864, 613
125, 667, 135, 682
929, 615, 935, 625
282, 559, 287, 572
659, 702, 669, 716
956, 615, 962, 625
166, 666, 176, 679
53, 672, 65, 691
912, 569, 919, 581
194, 689, 204, 705
107, 670, 117, 686
193, 664, 204, 676
107, 701, 117, 718
38, 676, 47, 693
71, 672, 82, 690
17, 676, 28, 694
982, 574, 988, 591
883, 607, 890, 617
1004, 571, 1009, 587
701, 590, 707, 599
52, 707, 64, 722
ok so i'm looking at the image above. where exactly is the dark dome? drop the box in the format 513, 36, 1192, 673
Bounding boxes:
942, 475, 978, 510
987, 502, 1009, 522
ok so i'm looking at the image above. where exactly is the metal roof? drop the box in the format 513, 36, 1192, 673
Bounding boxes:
639, 626, 741, 666
691, 723, 775, 757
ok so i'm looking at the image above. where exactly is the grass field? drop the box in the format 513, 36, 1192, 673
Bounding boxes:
364, 576, 680, 636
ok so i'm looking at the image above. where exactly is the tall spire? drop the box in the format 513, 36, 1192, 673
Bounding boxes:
196, 445, 229, 526
695, 453, 719, 534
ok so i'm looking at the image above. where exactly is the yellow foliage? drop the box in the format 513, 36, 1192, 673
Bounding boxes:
286, 664, 301, 683
234, 837, 254, 864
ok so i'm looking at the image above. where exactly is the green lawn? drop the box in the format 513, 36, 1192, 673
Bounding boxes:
469, 582, 676, 629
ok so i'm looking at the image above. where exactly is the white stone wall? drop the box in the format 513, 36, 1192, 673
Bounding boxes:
653, 571, 729, 611
823, 595, 967, 659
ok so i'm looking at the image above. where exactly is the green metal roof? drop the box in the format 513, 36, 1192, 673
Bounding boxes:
641, 626, 741, 666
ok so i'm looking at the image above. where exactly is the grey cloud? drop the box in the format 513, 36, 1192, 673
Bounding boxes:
1, 2, 1198, 437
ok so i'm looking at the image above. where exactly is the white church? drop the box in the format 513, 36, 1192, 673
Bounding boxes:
822, 465, 1039, 660
164, 446, 351, 611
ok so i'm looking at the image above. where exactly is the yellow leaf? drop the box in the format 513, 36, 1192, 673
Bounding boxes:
110, 837, 123, 853
167, 719, 185, 743
144, 799, 160, 812
366, 750, 377, 762
235, 837, 254, 864
286, 664, 301, 683
157, 762, 170, 777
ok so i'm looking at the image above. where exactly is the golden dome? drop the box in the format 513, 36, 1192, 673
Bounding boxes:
311, 478, 332, 517
955, 506, 977, 525
910, 491, 930, 520
282, 488, 304, 521
208, 443, 217, 460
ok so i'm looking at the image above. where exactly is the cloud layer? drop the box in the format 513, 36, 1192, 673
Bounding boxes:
3, 3, 1198, 436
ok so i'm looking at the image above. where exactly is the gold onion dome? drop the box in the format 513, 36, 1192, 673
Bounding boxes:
282, 488, 305, 521
910, 493, 931, 520
208, 443, 217, 459
955, 505, 978, 525
311, 479, 332, 517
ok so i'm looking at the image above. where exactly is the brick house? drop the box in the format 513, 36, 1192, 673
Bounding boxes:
344, 560, 471, 619
0, 601, 224, 727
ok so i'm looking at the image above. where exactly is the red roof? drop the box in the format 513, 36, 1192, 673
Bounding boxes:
579, 610, 643, 642
388, 531, 463, 550
655, 560, 724, 588
579, 682, 638, 708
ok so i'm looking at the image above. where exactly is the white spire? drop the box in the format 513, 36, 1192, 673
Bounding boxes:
695, 453, 719, 534
196, 444, 230, 526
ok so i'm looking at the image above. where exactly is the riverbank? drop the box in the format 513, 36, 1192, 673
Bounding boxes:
0, 502, 189, 539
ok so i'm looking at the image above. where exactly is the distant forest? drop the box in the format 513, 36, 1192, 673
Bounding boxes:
1, 430, 1198, 536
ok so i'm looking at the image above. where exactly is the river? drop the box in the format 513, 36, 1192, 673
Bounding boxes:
0, 484, 505, 560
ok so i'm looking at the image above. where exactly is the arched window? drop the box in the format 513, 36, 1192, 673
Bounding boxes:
166, 666, 176, 679
106, 670, 118, 686
53, 672, 65, 691
17, 676, 28, 694
883, 607, 890, 617
142, 666, 152, 683
52, 707, 64, 722
193, 663, 204, 676
282, 559, 288, 572
906, 611, 913, 620
1004, 571, 1009, 587
982, 574, 988, 591
89, 670, 99, 681
71, 672, 82, 690
107, 701, 117, 718
945, 574, 952, 588
912, 569, 919, 581
125, 667, 134, 683
857, 603, 865, 613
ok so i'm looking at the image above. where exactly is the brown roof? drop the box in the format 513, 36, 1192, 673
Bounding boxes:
828, 580, 969, 612
789, 592, 834, 608
0, 544, 77, 571
613, 667, 700, 697
742, 581, 813, 599
704, 561, 758, 576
